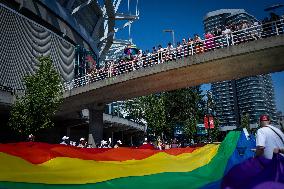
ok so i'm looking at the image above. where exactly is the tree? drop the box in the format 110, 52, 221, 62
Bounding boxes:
124, 86, 205, 140
124, 94, 168, 137
183, 117, 197, 140
164, 87, 204, 140
241, 113, 250, 131
124, 98, 145, 124
9, 56, 63, 135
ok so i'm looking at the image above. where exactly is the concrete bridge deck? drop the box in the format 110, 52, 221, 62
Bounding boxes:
60, 35, 284, 115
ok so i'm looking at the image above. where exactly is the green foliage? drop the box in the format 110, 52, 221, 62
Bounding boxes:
241, 113, 250, 131
9, 56, 63, 135
143, 94, 168, 136
183, 117, 197, 139
164, 87, 204, 139
124, 94, 168, 136
124, 87, 205, 139
124, 98, 145, 124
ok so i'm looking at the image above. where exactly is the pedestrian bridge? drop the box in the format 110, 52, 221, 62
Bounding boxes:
60, 34, 284, 114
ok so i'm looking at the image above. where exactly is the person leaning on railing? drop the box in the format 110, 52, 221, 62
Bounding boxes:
193, 34, 203, 54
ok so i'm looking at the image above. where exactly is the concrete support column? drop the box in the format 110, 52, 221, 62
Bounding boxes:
231, 79, 240, 127
66, 126, 71, 137
88, 104, 105, 147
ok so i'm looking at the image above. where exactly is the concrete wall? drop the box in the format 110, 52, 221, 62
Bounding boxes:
0, 91, 14, 105
0, 4, 75, 89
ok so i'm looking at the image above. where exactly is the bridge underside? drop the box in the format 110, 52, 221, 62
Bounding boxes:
59, 35, 284, 116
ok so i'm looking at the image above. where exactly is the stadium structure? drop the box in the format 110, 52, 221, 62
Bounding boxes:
0, 0, 145, 144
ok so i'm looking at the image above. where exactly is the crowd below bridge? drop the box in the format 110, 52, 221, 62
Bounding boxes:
25, 114, 284, 160
57, 136, 199, 149
64, 14, 284, 90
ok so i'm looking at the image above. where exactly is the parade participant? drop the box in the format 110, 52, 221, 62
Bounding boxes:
99, 140, 108, 148
143, 137, 148, 144
70, 141, 76, 146
191, 139, 195, 145
157, 137, 163, 150
171, 138, 178, 148
139, 138, 155, 150
164, 141, 171, 150
114, 140, 122, 148
60, 136, 69, 145
27, 134, 35, 142
273, 148, 284, 154
256, 115, 284, 159
77, 138, 86, 148
108, 138, 112, 148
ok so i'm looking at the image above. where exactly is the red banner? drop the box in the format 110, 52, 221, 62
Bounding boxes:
85, 55, 96, 68
204, 115, 214, 129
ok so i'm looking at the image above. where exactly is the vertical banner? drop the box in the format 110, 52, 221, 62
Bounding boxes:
204, 115, 214, 129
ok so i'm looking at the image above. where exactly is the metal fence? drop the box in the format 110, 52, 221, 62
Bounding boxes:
64, 19, 284, 91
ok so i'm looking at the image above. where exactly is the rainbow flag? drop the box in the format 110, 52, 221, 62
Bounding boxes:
0, 131, 283, 189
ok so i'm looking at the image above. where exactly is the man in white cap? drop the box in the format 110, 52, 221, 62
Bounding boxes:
99, 140, 108, 148
77, 138, 86, 148
256, 115, 284, 159
60, 136, 69, 145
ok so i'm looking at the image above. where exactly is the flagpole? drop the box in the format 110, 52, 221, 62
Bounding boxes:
208, 115, 211, 143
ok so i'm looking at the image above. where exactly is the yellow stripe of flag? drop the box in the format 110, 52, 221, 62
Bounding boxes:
0, 144, 219, 184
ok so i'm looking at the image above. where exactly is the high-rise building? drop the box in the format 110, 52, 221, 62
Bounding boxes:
204, 9, 257, 33
204, 9, 277, 129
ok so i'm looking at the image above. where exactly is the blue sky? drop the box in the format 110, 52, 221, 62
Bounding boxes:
116, 0, 284, 113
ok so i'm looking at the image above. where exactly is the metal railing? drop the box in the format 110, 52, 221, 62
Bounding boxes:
64, 19, 284, 91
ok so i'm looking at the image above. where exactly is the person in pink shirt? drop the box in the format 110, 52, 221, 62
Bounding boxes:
205, 32, 215, 51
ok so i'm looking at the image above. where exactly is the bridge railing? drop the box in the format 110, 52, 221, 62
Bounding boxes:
63, 19, 284, 92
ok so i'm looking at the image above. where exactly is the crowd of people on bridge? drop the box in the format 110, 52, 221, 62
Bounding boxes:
66, 13, 284, 90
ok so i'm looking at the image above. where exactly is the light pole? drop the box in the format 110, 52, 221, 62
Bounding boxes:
206, 90, 212, 143
163, 29, 175, 47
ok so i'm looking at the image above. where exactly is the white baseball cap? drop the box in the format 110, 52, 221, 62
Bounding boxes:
62, 136, 69, 140
117, 140, 122, 144
80, 138, 85, 141
101, 140, 107, 145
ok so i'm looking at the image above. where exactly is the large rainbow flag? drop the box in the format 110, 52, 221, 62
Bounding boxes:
0, 131, 283, 189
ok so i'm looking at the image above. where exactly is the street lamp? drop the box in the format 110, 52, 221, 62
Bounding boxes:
206, 90, 212, 143
163, 29, 175, 47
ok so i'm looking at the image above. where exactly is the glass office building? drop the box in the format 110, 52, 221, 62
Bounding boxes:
204, 9, 277, 128
204, 9, 257, 33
